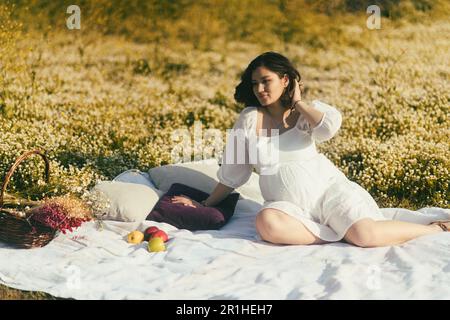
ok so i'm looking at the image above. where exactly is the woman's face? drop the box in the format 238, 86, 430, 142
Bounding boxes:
251, 66, 289, 107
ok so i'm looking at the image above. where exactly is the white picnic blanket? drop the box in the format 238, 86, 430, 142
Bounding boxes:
0, 200, 449, 300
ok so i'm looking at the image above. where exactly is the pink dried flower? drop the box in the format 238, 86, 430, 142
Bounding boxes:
30, 196, 92, 234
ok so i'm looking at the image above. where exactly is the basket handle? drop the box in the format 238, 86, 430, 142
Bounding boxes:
0, 149, 50, 208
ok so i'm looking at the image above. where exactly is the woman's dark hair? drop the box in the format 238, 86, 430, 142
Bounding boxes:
234, 51, 304, 108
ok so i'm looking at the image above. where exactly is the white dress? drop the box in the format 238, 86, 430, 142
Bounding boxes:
217, 100, 388, 242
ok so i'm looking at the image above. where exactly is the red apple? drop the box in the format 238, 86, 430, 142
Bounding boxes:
151, 230, 169, 242
144, 226, 160, 241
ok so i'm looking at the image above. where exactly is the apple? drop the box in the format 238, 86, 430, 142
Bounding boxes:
144, 226, 160, 241
148, 237, 166, 252
151, 229, 169, 242
127, 230, 144, 244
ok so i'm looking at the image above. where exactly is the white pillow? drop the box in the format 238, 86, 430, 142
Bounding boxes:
91, 181, 161, 222
148, 158, 264, 204
113, 169, 164, 197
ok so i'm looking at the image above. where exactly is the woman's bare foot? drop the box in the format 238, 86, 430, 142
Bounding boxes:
429, 220, 450, 232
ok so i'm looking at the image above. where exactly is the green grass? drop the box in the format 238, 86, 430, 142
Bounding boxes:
0, 284, 58, 300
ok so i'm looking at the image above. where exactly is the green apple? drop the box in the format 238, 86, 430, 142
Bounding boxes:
148, 237, 166, 252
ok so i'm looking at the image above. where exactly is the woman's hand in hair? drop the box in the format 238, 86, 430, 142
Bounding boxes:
289, 78, 302, 112
292, 78, 302, 104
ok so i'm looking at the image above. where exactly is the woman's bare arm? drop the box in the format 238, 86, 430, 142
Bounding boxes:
202, 182, 235, 206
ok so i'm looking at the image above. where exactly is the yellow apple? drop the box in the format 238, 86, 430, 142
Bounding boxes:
148, 237, 166, 252
127, 230, 144, 244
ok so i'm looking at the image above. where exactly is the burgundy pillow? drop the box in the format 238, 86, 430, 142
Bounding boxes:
146, 183, 240, 231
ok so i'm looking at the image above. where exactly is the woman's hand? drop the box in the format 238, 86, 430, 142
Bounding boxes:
291, 78, 302, 106
170, 195, 203, 208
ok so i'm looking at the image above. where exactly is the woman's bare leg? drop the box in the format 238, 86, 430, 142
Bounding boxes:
344, 218, 444, 248
255, 208, 329, 245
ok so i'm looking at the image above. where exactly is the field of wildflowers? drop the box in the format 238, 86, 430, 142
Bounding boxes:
0, 0, 448, 298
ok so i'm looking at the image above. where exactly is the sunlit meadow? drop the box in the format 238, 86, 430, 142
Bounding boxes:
0, 0, 448, 298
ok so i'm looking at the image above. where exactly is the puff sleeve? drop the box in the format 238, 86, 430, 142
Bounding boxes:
216, 108, 254, 189
297, 100, 342, 143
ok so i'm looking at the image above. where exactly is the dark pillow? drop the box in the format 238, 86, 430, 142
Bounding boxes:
146, 183, 240, 231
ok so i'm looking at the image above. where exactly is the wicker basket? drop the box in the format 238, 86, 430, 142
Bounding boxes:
0, 150, 57, 249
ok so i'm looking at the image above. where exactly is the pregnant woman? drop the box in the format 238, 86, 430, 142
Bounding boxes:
171, 51, 449, 247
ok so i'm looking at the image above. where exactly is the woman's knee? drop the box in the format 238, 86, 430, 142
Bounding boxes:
344, 218, 378, 248
255, 209, 285, 241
